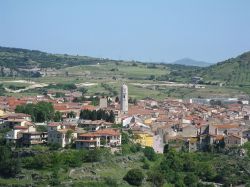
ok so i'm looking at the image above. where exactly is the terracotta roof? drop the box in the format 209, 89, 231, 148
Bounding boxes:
4, 113, 31, 118
81, 105, 96, 111
95, 129, 120, 136
213, 124, 239, 129
215, 135, 224, 141
79, 120, 113, 126
127, 106, 152, 116
48, 122, 62, 127
78, 133, 100, 137
228, 134, 242, 139
14, 126, 28, 129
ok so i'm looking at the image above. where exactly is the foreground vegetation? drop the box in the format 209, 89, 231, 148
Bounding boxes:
1, 127, 250, 187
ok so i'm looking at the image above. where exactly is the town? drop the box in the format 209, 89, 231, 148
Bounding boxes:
1, 1, 250, 186
1, 83, 250, 153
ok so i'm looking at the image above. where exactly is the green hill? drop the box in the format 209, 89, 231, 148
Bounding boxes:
0, 46, 108, 69
166, 51, 250, 85
1, 46, 250, 87
199, 51, 250, 85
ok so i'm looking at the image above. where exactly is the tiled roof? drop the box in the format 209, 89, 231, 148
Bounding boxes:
14, 126, 28, 129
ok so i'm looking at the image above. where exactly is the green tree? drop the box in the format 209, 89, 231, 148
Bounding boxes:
147, 170, 165, 187
143, 146, 156, 161
78, 87, 88, 96
123, 169, 144, 186
184, 173, 199, 187
163, 144, 169, 154
54, 111, 62, 122
49, 169, 60, 186
15, 102, 55, 122
0, 146, 21, 177
67, 111, 76, 118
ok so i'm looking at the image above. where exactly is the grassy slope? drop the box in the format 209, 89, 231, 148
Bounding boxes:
1, 46, 250, 98
201, 51, 250, 85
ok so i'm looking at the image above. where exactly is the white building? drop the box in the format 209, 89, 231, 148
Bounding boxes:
120, 84, 128, 114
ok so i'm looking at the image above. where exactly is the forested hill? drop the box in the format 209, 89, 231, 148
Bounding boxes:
0, 46, 110, 69
166, 51, 250, 85
200, 51, 250, 85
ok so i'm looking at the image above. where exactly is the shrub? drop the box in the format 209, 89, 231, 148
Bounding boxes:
143, 146, 156, 161
123, 169, 144, 186
147, 170, 165, 187
184, 173, 199, 187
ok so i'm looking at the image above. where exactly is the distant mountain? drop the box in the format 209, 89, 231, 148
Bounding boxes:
166, 51, 250, 85
171, 58, 212, 67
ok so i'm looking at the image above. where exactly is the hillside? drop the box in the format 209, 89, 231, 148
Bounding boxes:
171, 58, 212, 67
166, 51, 250, 85
0, 46, 108, 69
200, 51, 250, 85
1, 46, 250, 87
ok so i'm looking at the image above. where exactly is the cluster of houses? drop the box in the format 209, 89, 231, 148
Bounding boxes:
1, 86, 250, 153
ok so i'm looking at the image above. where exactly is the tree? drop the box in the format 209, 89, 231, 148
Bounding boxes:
123, 169, 144, 186
147, 170, 165, 187
115, 96, 119, 103
67, 111, 76, 118
54, 111, 62, 122
78, 87, 88, 96
0, 66, 5, 77
66, 129, 74, 139
15, 102, 55, 122
184, 173, 199, 187
49, 169, 60, 186
163, 144, 169, 154
108, 110, 115, 123
36, 125, 47, 132
143, 146, 156, 161
85, 149, 102, 162
121, 132, 130, 144
0, 146, 21, 177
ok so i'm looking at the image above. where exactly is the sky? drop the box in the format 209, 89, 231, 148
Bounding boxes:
1, 0, 250, 64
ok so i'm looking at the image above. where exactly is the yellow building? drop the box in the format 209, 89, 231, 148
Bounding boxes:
133, 131, 153, 147
0, 109, 6, 117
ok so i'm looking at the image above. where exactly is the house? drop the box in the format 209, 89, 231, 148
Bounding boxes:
0, 109, 6, 117
76, 133, 100, 149
76, 128, 121, 149
181, 125, 197, 138
224, 134, 247, 147
5, 124, 36, 144
167, 136, 186, 151
0, 113, 32, 129
21, 132, 48, 146
132, 131, 153, 147
47, 122, 62, 131
78, 120, 113, 131
48, 129, 76, 148
95, 128, 121, 147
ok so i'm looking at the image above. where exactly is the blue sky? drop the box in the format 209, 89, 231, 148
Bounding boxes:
1, 0, 250, 63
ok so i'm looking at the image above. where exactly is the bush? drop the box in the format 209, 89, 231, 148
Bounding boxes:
48, 143, 61, 151
184, 173, 199, 187
104, 177, 118, 187
123, 169, 144, 186
142, 162, 150, 169
147, 170, 165, 187
143, 147, 156, 161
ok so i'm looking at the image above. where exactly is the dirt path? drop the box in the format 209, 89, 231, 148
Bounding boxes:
1, 80, 48, 93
